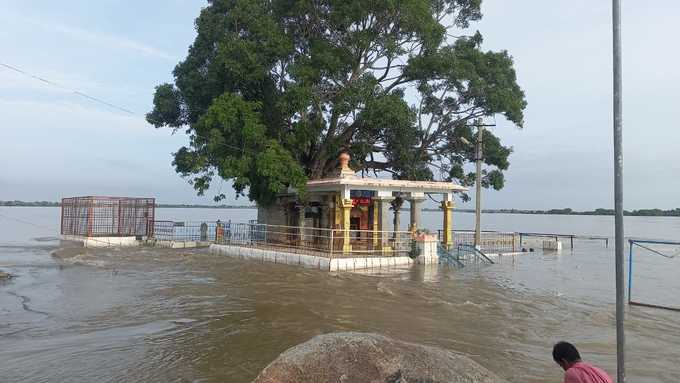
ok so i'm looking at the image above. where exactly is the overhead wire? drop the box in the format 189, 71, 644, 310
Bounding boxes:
2, 62, 475, 199
1, 62, 135, 114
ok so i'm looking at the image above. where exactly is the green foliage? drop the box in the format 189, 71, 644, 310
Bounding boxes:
172, 93, 306, 204
148, 0, 527, 204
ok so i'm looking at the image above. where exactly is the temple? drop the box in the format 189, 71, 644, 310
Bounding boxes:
257, 153, 467, 253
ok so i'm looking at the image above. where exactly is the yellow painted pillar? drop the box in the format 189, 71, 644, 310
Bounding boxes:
440, 200, 454, 248
340, 198, 353, 253
334, 196, 342, 227
372, 202, 379, 249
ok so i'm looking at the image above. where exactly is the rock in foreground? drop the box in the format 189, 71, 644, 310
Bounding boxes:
254, 332, 507, 383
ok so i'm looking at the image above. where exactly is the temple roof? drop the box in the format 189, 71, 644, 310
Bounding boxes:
306, 176, 467, 194
304, 153, 467, 194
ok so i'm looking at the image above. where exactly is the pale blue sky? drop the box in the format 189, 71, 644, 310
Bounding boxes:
1, 1, 679, 209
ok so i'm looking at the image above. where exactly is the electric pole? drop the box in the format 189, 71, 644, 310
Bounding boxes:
612, 0, 625, 381
474, 126, 483, 248
473, 123, 495, 249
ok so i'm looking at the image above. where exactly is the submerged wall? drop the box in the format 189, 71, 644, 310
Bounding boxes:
209, 244, 425, 272
61, 235, 140, 248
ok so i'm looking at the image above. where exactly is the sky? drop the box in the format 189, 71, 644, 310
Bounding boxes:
1, 1, 679, 210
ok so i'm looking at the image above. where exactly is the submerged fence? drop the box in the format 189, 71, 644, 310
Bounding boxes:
518, 232, 609, 249
151, 218, 618, 257
437, 230, 517, 253
628, 239, 680, 311
456, 244, 496, 264
438, 243, 495, 267
153, 220, 226, 242
436, 230, 612, 253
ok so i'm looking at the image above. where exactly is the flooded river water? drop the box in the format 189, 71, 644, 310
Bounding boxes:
1, 207, 679, 382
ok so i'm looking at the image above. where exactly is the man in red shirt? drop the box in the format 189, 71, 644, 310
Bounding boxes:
553, 342, 613, 383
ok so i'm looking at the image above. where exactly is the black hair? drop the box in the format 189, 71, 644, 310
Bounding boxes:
553, 341, 582, 363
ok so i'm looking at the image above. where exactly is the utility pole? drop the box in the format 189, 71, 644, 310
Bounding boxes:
473, 123, 495, 249
474, 126, 483, 248
612, 0, 625, 382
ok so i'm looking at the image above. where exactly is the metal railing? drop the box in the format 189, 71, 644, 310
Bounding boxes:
518, 232, 609, 249
437, 230, 517, 253
456, 244, 495, 264
61, 196, 155, 237
152, 220, 228, 242
436, 230, 611, 252
437, 243, 495, 267
627, 238, 680, 312
437, 243, 465, 268
214, 222, 415, 258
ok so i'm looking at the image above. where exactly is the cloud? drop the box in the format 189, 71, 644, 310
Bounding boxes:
49, 22, 176, 60
0, 97, 189, 198
0, 11, 176, 61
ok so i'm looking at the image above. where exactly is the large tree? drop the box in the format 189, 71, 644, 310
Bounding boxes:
148, 0, 526, 205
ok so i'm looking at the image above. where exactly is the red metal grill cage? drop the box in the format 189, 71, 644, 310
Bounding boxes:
60, 196, 155, 237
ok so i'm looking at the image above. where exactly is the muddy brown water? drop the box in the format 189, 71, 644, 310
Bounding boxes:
1, 207, 679, 382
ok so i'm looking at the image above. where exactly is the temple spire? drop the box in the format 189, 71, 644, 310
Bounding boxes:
337, 152, 356, 179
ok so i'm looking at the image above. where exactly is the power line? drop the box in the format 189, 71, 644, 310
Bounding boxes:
1, 62, 261, 156
1, 62, 135, 114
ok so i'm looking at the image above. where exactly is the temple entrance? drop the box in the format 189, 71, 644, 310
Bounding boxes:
348, 190, 374, 248
350, 191, 372, 235
350, 216, 360, 238
350, 206, 368, 234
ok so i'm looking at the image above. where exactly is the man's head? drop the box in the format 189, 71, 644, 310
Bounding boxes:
553, 341, 582, 371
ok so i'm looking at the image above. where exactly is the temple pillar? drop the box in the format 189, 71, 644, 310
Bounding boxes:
297, 204, 306, 244
372, 202, 379, 248
316, 202, 327, 247
332, 197, 341, 228
339, 198, 353, 253
408, 194, 425, 233
440, 199, 455, 248
319, 200, 329, 229
374, 196, 393, 251
327, 198, 337, 251
391, 196, 404, 239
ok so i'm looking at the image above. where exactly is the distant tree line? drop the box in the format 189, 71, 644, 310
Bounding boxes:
156, 204, 256, 209
2, 201, 679, 216
0, 201, 255, 209
0, 200, 59, 207
455, 207, 680, 217
424, 207, 680, 217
